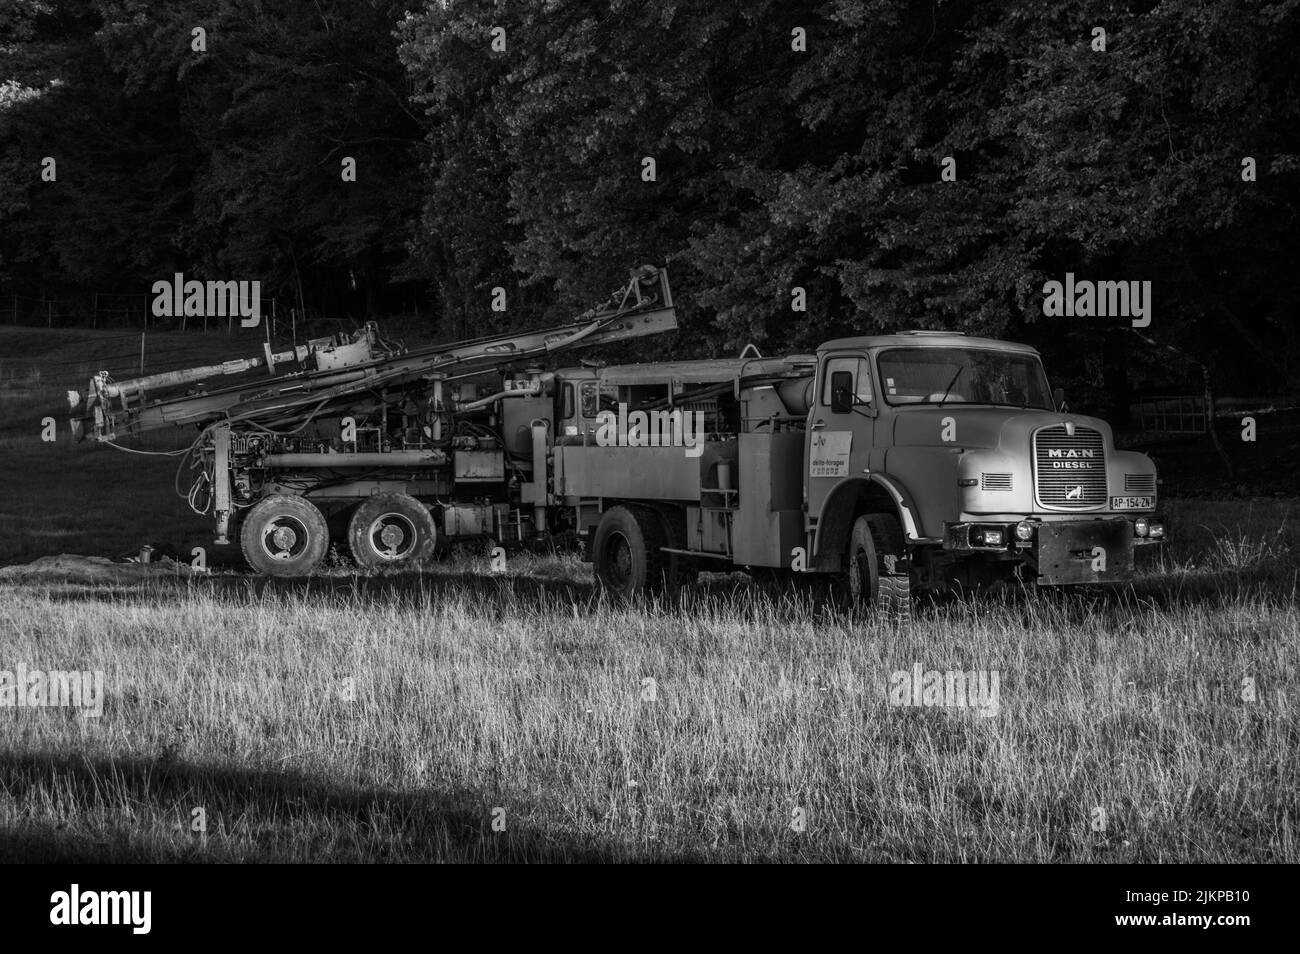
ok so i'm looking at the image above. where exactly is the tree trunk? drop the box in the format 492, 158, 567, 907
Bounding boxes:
1101, 327, 1131, 427
1202, 366, 1234, 481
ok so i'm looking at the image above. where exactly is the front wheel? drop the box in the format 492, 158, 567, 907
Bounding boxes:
240, 494, 330, 577
847, 513, 911, 619
591, 505, 668, 600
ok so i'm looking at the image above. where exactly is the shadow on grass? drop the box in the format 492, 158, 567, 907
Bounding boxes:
0, 751, 706, 863
219, 568, 602, 609
16, 550, 1298, 624
20, 567, 599, 611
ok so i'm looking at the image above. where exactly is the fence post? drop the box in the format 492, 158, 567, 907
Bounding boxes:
140, 331, 146, 375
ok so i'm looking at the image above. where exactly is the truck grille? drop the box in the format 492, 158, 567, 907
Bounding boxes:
1124, 473, 1156, 493
1034, 425, 1106, 509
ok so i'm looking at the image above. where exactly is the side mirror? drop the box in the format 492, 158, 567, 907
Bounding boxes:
830, 370, 854, 413
1053, 387, 1067, 412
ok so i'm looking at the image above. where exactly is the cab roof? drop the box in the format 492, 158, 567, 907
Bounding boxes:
597, 354, 815, 387
818, 331, 1040, 355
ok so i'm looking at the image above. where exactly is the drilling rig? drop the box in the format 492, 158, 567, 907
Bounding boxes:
69, 265, 1166, 615
68, 266, 677, 575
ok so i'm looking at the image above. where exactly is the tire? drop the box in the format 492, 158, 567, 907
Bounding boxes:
847, 513, 912, 620
346, 492, 438, 571
592, 505, 669, 599
240, 494, 330, 577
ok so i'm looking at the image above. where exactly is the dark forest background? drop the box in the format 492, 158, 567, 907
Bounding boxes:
2, 0, 1298, 422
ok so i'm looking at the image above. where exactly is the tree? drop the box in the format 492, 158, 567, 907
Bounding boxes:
1, 0, 425, 321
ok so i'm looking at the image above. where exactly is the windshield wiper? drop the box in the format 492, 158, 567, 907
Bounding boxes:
936, 367, 963, 406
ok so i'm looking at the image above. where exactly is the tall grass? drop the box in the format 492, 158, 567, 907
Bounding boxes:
1, 522, 1296, 862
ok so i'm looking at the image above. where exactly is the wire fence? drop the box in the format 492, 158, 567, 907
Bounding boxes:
4, 292, 347, 340
1132, 394, 1208, 434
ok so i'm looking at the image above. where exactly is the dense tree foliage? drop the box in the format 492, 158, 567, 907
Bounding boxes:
1, 0, 421, 317
2, 0, 1297, 403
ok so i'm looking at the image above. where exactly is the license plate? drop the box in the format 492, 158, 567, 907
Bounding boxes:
1110, 495, 1154, 510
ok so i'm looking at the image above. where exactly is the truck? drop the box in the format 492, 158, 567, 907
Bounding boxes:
71, 273, 1164, 613
555, 330, 1165, 613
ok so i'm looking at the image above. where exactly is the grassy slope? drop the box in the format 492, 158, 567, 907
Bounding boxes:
0, 326, 296, 565
0, 502, 1296, 862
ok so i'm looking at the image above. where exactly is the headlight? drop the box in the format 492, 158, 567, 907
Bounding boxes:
1135, 517, 1150, 537
1149, 522, 1165, 539
1014, 520, 1034, 541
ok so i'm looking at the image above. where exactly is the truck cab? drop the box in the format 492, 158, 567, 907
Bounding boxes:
805, 331, 1163, 598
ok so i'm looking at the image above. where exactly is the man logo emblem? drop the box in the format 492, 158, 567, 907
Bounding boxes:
1066, 485, 1084, 500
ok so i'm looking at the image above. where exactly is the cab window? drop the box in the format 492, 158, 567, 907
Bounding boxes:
580, 382, 618, 418
821, 356, 873, 411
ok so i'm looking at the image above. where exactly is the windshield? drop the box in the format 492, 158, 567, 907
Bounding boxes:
877, 347, 1052, 410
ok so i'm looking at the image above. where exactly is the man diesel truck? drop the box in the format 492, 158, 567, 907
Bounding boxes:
556, 331, 1163, 614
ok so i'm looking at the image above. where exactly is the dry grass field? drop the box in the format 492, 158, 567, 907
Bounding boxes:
0, 326, 1297, 862
0, 500, 1296, 862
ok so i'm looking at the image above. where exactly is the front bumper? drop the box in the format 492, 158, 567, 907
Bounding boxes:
945, 516, 1163, 585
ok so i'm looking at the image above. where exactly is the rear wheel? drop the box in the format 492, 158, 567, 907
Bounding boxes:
847, 513, 911, 619
592, 505, 669, 599
240, 494, 330, 577
347, 492, 438, 571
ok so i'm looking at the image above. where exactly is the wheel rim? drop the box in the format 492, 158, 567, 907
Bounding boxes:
602, 531, 634, 588
261, 515, 309, 562
848, 542, 870, 602
367, 512, 418, 561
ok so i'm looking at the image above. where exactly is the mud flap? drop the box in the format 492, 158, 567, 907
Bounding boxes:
1032, 519, 1134, 585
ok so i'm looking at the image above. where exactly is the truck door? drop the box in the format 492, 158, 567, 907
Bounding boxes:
805, 351, 880, 526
